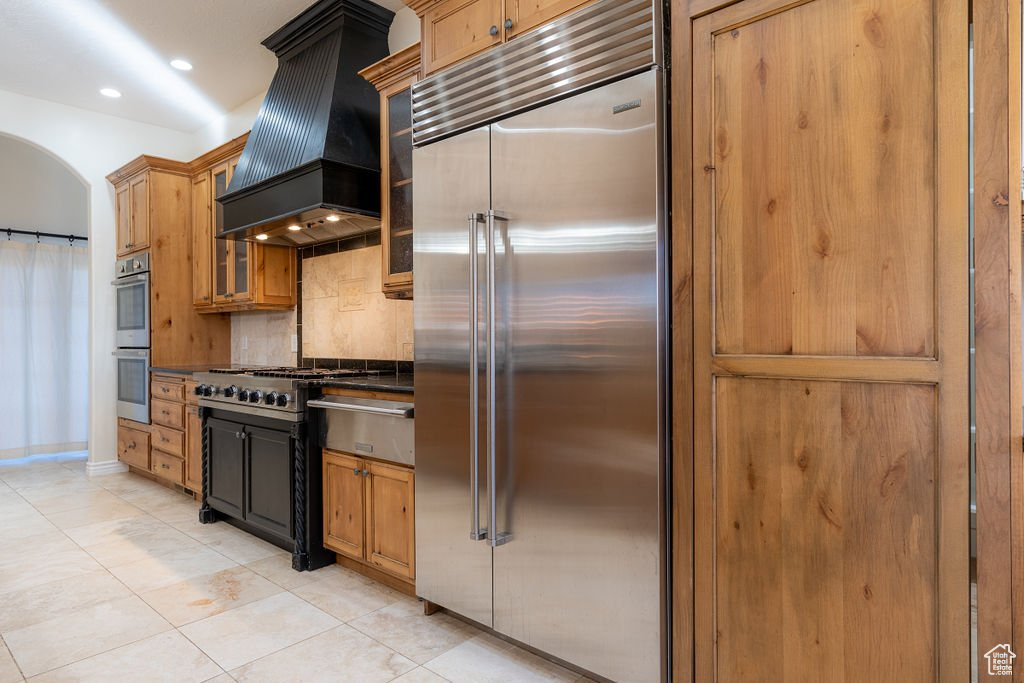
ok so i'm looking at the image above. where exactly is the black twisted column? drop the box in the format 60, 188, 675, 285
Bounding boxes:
291, 422, 308, 570
198, 406, 216, 524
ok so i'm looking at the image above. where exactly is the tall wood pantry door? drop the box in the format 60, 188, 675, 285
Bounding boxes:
687, 0, 970, 680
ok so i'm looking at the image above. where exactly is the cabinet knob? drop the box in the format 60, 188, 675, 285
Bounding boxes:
362, 469, 370, 477
504, 18, 513, 30
489, 24, 498, 36
353, 467, 361, 475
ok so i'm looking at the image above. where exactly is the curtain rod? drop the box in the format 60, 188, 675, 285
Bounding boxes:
4, 228, 88, 243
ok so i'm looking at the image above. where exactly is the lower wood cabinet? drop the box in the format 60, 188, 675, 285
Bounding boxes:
323, 450, 415, 582
117, 421, 150, 470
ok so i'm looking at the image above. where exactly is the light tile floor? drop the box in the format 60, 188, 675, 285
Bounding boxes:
0, 454, 593, 682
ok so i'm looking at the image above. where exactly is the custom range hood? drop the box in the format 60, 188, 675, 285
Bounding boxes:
218, 0, 393, 247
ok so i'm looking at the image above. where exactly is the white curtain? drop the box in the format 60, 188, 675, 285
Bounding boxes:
0, 237, 89, 458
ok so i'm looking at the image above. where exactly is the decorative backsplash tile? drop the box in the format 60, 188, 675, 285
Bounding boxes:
231, 310, 297, 366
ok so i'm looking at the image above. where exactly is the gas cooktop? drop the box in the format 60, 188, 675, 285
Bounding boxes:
207, 367, 378, 380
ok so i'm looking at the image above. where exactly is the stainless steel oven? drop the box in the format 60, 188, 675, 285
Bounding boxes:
112, 253, 150, 348
114, 349, 150, 423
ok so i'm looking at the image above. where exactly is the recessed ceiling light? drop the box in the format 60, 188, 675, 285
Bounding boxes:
100, 88, 121, 98
325, 215, 341, 222
255, 234, 269, 241
288, 225, 302, 232
170, 59, 193, 71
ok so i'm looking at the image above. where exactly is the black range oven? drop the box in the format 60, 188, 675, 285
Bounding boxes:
194, 367, 375, 571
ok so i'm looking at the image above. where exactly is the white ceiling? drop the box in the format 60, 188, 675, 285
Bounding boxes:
0, 0, 408, 132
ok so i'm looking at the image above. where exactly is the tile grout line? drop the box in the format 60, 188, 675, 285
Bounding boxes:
0, 632, 27, 682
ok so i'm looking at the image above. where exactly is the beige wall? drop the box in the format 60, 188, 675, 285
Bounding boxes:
302, 245, 413, 361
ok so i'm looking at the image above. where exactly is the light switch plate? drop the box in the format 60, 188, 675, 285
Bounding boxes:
291, 334, 298, 353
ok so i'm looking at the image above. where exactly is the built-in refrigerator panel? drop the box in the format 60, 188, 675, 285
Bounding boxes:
488, 69, 664, 683
413, 126, 494, 627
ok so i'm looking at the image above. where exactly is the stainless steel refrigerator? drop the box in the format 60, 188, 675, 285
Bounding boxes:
412, 2, 665, 680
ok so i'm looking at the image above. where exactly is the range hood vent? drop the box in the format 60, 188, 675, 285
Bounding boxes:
218, 0, 393, 247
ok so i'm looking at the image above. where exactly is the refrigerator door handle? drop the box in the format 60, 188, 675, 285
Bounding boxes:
469, 213, 488, 541
487, 209, 511, 548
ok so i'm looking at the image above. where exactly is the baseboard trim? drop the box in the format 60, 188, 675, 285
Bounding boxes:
86, 460, 129, 477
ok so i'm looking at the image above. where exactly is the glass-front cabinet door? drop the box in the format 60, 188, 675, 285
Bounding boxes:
382, 75, 417, 298
212, 156, 250, 304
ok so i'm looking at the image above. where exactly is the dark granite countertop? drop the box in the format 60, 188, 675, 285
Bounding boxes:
316, 373, 414, 395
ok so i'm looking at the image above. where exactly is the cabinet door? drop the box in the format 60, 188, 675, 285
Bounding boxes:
129, 175, 150, 251
365, 461, 415, 580
115, 183, 132, 256
382, 79, 415, 297
422, 0, 503, 75
192, 174, 213, 307
323, 451, 365, 561
117, 424, 150, 470
211, 162, 233, 304
504, 0, 589, 39
244, 425, 293, 541
206, 417, 244, 519
185, 404, 202, 492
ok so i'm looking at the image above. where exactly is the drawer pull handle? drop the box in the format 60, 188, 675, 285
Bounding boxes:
161, 463, 170, 470
489, 24, 498, 36
353, 468, 361, 476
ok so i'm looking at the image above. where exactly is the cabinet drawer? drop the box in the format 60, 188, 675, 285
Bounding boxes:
151, 399, 185, 430
151, 450, 184, 485
152, 380, 185, 403
117, 425, 150, 470
151, 425, 184, 458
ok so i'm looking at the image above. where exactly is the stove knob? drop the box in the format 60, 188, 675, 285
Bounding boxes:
238, 389, 250, 402
265, 391, 279, 406
223, 385, 237, 398
277, 393, 291, 407
194, 384, 205, 396
249, 390, 263, 403
203, 385, 216, 397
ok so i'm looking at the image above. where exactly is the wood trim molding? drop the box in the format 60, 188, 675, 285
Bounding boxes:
972, 0, 1023, 676
188, 132, 249, 174
359, 43, 422, 90
106, 155, 192, 184
402, 0, 436, 17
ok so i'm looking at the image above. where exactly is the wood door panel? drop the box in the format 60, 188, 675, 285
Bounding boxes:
366, 462, 415, 580
715, 377, 936, 680
712, 0, 935, 358
689, 0, 969, 680
323, 451, 365, 561
423, 0, 502, 74
506, 0, 591, 39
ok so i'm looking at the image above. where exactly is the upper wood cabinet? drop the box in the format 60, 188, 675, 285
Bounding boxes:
190, 134, 297, 313
407, 0, 592, 75
360, 44, 421, 299
113, 172, 151, 256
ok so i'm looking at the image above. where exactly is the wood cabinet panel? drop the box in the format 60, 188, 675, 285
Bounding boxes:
688, 0, 969, 679
115, 184, 132, 255
151, 449, 184, 486
129, 175, 150, 253
505, 0, 591, 38
365, 461, 415, 580
423, 0, 502, 74
151, 424, 184, 458
324, 451, 366, 561
192, 173, 213, 306
715, 378, 936, 680
185, 404, 202, 492
151, 398, 185, 431
117, 425, 150, 470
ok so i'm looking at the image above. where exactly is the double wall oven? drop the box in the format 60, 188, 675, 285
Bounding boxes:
113, 253, 151, 423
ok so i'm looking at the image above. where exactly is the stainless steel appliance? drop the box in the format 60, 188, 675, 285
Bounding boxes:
112, 253, 150, 349
193, 367, 379, 570
307, 396, 415, 467
412, 1, 666, 681
113, 348, 150, 423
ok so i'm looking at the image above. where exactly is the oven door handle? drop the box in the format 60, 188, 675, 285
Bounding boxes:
307, 398, 414, 418
112, 350, 149, 359
111, 274, 149, 286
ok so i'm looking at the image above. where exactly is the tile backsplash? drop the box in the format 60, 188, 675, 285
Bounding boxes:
301, 244, 413, 362
231, 310, 297, 366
